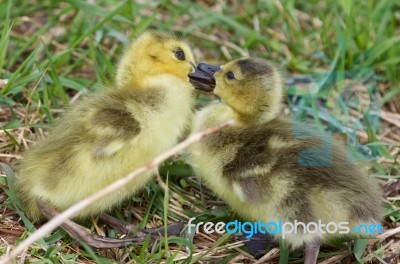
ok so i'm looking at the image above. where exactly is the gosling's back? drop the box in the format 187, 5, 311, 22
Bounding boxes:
190, 105, 382, 247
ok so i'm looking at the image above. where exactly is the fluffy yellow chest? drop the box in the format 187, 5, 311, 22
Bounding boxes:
135, 75, 193, 154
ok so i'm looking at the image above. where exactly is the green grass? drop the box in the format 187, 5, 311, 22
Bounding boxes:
0, 0, 399, 263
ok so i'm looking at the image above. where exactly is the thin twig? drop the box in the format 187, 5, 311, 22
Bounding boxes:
0, 120, 234, 264
319, 254, 347, 264
173, 240, 245, 261
381, 110, 400, 128
253, 248, 280, 264
173, 26, 249, 57
377, 225, 400, 241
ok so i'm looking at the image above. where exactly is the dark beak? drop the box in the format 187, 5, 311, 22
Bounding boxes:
188, 63, 221, 92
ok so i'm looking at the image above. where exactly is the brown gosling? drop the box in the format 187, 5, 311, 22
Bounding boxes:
188, 57, 382, 264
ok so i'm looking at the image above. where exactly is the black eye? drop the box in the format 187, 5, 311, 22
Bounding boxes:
175, 49, 185, 61
226, 71, 235, 80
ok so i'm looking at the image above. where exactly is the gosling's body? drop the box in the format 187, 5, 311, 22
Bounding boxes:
189, 58, 382, 262
16, 31, 195, 222
191, 105, 381, 247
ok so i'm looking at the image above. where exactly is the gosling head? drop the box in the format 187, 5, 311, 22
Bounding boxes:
191, 58, 284, 123
116, 30, 195, 88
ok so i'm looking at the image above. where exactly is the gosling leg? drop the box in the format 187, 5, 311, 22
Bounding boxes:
99, 214, 139, 235
304, 240, 321, 264
36, 198, 144, 248
99, 214, 184, 237
239, 232, 277, 258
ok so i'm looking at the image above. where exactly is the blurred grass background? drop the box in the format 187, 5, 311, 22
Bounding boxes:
0, 0, 399, 263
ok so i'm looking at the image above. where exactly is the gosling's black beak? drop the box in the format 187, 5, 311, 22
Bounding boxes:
188, 63, 221, 92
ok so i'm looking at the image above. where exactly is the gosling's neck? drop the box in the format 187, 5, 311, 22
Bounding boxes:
116, 73, 191, 92
230, 103, 282, 126
116, 57, 156, 88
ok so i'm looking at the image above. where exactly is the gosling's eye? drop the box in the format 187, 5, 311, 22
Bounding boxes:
226, 71, 235, 80
175, 49, 185, 61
